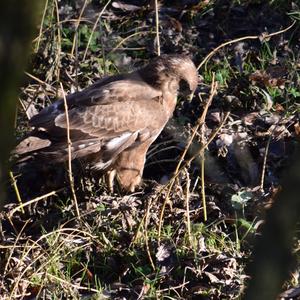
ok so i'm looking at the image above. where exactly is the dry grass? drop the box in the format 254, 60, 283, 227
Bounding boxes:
1, 0, 300, 298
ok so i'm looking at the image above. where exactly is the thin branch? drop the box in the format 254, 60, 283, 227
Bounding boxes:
158, 75, 218, 239
3, 219, 30, 274
60, 83, 81, 219
75, 30, 79, 91
32, 18, 93, 43
200, 146, 206, 221
186, 111, 230, 168
154, 0, 161, 56
260, 116, 284, 191
54, 0, 62, 84
70, 0, 88, 56
24, 71, 56, 93
35, 0, 49, 53
99, 18, 107, 75
9, 190, 60, 216
108, 31, 149, 54
260, 135, 271, 191
144, 199, 156, 271
130, 212, 146, 247
9, 171, 24, 214
83, 0, 112, 61
46, 273, 100, 293
185, 169, 192, 246
197, 21, 296, 71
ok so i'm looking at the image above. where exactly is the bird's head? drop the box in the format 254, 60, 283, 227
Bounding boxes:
167, 55, 199, 94
145, 54, 199, 98
137, 54, 199, 101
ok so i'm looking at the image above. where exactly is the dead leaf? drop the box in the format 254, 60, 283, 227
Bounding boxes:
112, 1, 141, 11
243, 112, 259, 125
204, 271, 220, 283
249, 69, 286, 88
294, 122, 300, 136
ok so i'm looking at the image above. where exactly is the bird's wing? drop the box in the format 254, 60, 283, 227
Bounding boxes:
18, 78, 170, 166
29, 78, 160, 129
51, 99, 168, 163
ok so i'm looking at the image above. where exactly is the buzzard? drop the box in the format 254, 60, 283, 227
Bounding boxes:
15, 54, 198, 192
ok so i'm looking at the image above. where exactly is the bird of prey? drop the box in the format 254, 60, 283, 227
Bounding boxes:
15, 54, 198, 192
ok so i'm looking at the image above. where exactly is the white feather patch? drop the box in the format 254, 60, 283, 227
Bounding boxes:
78, 144, 86, 149
105, 132, 132, 150
92, 160, 112, 170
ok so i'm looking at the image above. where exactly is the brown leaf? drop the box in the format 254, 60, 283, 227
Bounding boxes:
294, 122, 300, 137
243, 112, 259, 125
274, 103, 285, 112
249, 69, 286, 88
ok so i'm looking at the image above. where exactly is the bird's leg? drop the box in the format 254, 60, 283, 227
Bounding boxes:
106, 169, 116, 193
113, 143, 150, 193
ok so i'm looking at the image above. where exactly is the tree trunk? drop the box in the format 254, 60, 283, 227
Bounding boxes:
0, 0, 40, 208
244, 147, 300, 299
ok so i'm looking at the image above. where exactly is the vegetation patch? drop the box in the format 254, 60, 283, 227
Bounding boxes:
1, 0, 300, 298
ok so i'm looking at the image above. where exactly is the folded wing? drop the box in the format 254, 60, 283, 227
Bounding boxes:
15, 77, 167, 171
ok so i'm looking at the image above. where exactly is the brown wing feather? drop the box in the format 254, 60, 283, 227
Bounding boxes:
17, 78, 168, 168
29, 78, 161, 129
48, 100, 169, 165
54, 100, 167, 138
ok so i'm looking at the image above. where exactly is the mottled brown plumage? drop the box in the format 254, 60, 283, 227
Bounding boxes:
15, 54, 198, 192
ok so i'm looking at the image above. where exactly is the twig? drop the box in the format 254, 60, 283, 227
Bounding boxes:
18, 98, 30, 120
154, 0, 161, 56
130, 211, 146, 247
260, 116, 284, 191
145, 158, 178, 168
185, 111, 230, 168
175, 74, 217, 181
8, 190, 60, 216
195, 77, 218, 222
200, 147, 206, 221
32, 18, 93, 43
83, 0, 112, 61
197, 21, 296, 71
99, 18, 107, 75
199, 103, 208, 221
46, 273, 100, 293
158, 281, 190, 293
129, 195, 152, 247
35, 0, 49, 53
108, 46, 146, 51
75, 30, 79, 91
9, 171, 24, 214
108, 31, 149, 54
146, 145, 182, 160
24, 71, 56, 92
60, 83, 81, 219
3, 219, 30, 274
158, 75, 217, 240
185, 169, 191, 246
70, 0, 88, 56
260, 135, 271, 191
144, 199, 156, 271
54, 0, 62, 84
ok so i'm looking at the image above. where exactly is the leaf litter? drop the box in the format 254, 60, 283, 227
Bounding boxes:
1, 0, 300, 299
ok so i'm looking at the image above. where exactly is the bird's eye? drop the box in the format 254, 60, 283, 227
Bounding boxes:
179, 79, 190, 92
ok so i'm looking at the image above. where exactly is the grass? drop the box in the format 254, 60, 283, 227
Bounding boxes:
1, 0, 300, 299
